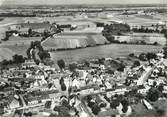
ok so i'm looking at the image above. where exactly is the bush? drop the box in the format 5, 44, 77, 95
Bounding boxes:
69, 63, 77, 72
57, 59, 65, 70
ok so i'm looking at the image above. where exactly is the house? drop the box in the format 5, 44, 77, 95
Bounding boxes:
49, 92, 61, 101
26, 90, 60, 105
156, 53, 164, 59
90, 63, 100, 69
8, 96, 20, 109
77, 70, 88, 80
72, 79, 80, 88
26, 95, 49, 105
105, 81, 113, 89
22, 59, 36, 69
106, 86, 128, 96
72, 84, 100, 96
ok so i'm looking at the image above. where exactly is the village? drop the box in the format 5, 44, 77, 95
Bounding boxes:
0, 3, 167, 117
0, 47, 167, 117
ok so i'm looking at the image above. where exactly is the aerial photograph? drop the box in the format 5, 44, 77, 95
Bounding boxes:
0, 0, 167, 117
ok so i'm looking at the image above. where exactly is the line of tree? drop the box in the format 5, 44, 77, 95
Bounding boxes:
132, 27, 161, 33
0, 54, 26, 68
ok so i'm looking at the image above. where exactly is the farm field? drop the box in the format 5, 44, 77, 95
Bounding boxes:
50, 44, 163, 64
0, 45, 29, 58
0, 43, 162, 63
42, 34, 109, 50
114, 33, 166, 45
0, 47, 16, 61
1, 36, 42, 46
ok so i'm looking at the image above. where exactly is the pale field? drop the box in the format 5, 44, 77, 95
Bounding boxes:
50, 44, 163, 64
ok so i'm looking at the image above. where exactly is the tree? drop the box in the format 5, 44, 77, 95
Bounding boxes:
124, 79, 131, 86
27, 112, 32, 117
121, 99, 129, 113
59, 77, 64, 85
53, 106, 70, 117
147, 88, 161, 102
122, 106, 128, 113
43, 58, 54, 66
12, 54, 25, 64
158, 83, 164, 92
61, 82, 67, 91
69, 63, 77, 72
110, 100, 120, 109
146, 52, 157, 60
163, 46, 167, 58
91, 104, 101, 115
88, 101, 95, 108
28, 28, 32, 36
128, 53, 135, 57
57, 59, 65, 70
84, 60, 90, 67
38, 51, 50, 60
139, 53, 147, 61
153, 42, 159, 46
133, 60, 140, 67
43, 30, 50, 38
87, 95, 93, 102
98, 58, 105, 65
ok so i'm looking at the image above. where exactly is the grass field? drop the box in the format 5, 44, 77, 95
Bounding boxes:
0, 45, 29, 59
0, 47, 16, 61
50, 44, 163, 64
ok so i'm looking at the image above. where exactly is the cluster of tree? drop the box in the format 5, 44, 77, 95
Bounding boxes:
138, 52, 157, 61
41, 30, 50, 41
86, 95, 101, 115
102, 23, 130, 43
147, 87, 163, 102
96, 22, 105, 27
109, 95, 129, 113
26, 41, 42, 58
1, 54, 26, 67
26, 41, 53, 65
52, 106, 70, 117
23, 112, 33, 117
